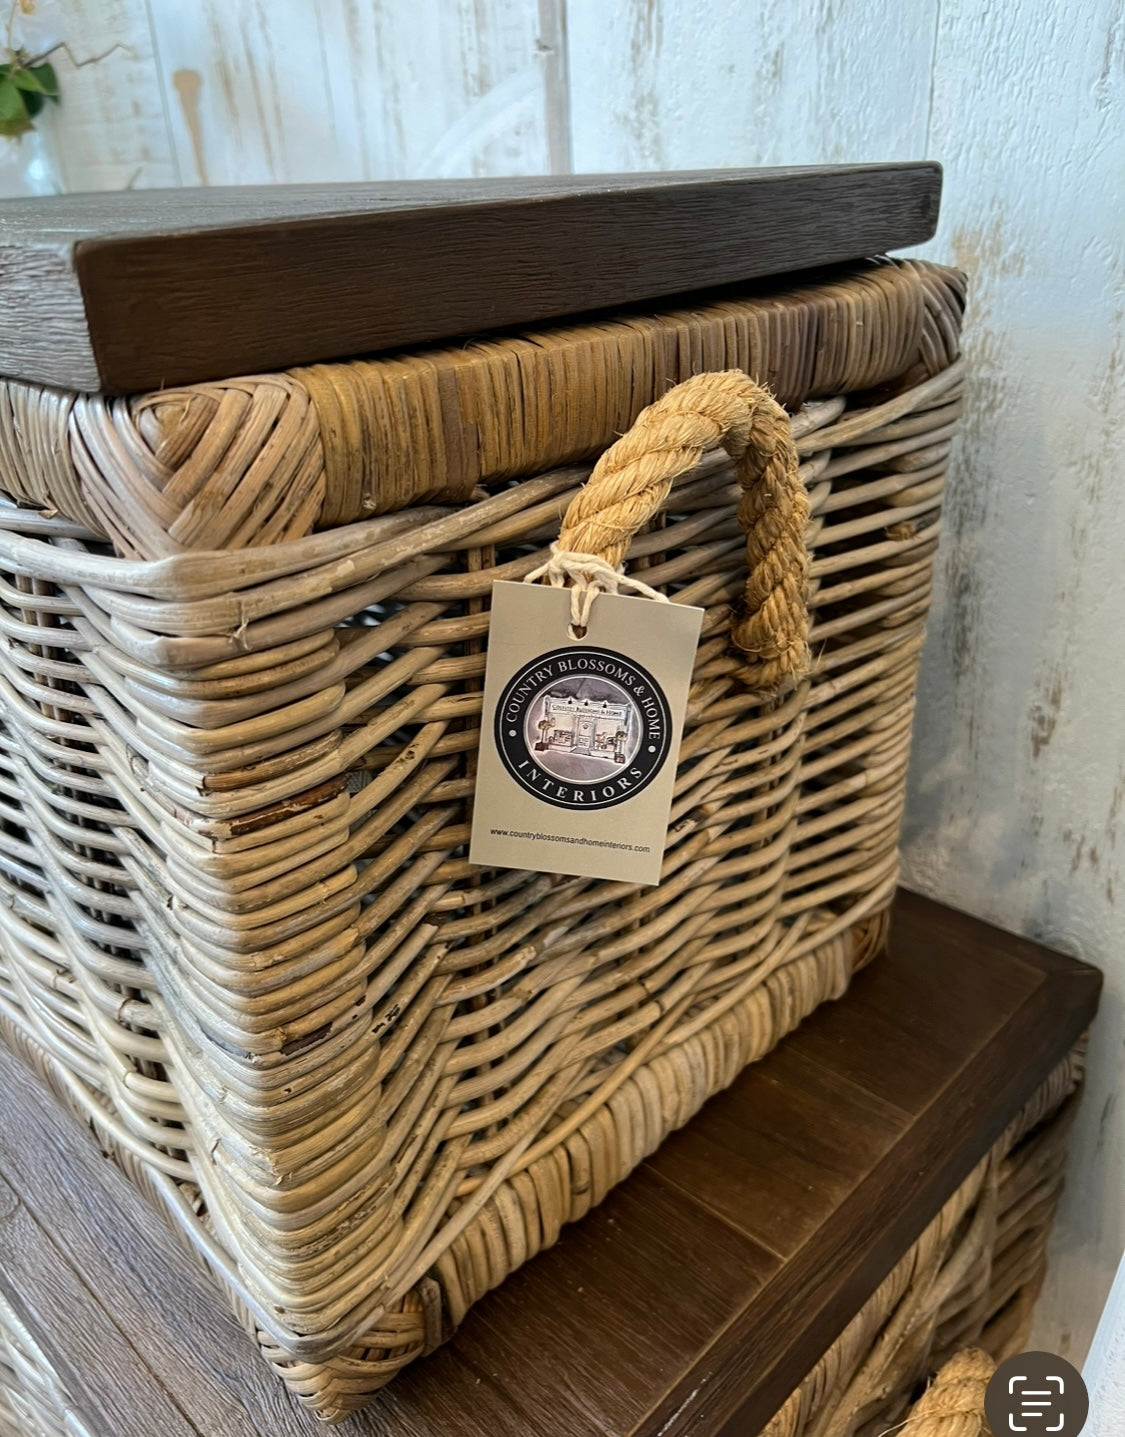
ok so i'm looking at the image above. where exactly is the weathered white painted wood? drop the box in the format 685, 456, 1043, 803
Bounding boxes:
145, 0, 345, 186
147, 0, 567, 185
564, 0, 938, 171
6, 0, 178, 194
314, 0, 569, 178
902, 0, 1125, 1368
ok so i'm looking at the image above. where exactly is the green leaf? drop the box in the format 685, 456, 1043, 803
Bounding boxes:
0, 75, 31, 136
35, 62, 59, 98
16, 62, 58, 100
22, 88, 43, 118
12, 67, 45, 93
0, 76, 24, 117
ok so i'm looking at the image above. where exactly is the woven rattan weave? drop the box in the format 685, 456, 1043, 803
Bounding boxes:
0, 256, 964, 1418
0, 1286, 92, 1437
0, 1032, 1077, 1437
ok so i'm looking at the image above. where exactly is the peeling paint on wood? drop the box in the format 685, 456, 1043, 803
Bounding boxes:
901, 0, 1125, 1371
565, 0, 938, 170
143, 0, 563, 185
172, 69, 207, 185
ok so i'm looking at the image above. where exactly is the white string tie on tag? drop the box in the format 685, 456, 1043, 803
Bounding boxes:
523, 542, 670, 632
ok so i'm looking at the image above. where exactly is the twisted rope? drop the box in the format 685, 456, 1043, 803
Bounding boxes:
523, 543, 669, 630
896, 1350, 996, 1436
533, 370, 810, 692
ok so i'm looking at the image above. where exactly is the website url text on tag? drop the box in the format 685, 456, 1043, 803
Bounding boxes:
489, 828, 651, 854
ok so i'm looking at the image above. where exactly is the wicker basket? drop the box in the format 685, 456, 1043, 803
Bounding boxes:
0, 1044, 1079, 1437
766, 1046, 1083, 1437
0, 1288, 92, 1437
0, 255, 964, 1418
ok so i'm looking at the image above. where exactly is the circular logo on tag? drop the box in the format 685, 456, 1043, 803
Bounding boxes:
494, 646, 672, 810
985, 1351, 1088, 1436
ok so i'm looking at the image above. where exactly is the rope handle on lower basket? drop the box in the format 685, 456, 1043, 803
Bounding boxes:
526, 369, 811, 694
895, 1349, 996, 1435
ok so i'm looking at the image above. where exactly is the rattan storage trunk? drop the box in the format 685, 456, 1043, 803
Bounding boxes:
0, 1038, 1082, 1437
0, 171, 965, 1418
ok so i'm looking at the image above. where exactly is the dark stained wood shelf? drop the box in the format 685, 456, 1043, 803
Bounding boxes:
0, 164, 941, 391
0, 890, 1100, 1436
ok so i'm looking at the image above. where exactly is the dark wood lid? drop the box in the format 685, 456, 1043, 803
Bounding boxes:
0, 164, 941, 392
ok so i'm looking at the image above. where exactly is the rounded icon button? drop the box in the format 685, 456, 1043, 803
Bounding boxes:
985, 1351, 1089, 1436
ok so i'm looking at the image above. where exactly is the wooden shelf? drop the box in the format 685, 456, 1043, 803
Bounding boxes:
0, 890, 1099, 1435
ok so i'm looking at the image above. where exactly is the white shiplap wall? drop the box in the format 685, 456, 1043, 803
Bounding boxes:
8, 0, 1125, 1373
565, 0, 938, 170
904, 0, 1125, 1372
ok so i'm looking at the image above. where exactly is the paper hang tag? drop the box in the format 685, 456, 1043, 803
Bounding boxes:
469, 581, 704, 885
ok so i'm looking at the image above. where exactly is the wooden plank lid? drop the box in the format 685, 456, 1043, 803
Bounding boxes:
0, 163, 941, 392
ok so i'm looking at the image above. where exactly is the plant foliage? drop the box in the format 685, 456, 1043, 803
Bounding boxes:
0, 52, 58, 138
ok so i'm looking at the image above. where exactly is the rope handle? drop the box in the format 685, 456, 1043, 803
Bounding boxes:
527, 370, 811, 693
896, 1349, 995, 1435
